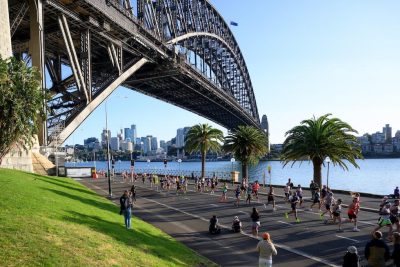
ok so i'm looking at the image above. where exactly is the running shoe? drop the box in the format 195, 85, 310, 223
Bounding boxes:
284, 212, 289, 219
353, 227, 360, 232
295, 218, 301, 223
320, 213, 324, 219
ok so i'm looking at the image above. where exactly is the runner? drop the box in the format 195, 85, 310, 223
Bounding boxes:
154, 174, 159, 191
210, 178, 215, 194
251, 207, 261, 236
296, 184, 304, 207
130, 184, 136, 203
266, 185, 276, 211
373, 201, 393, 242
252, 181, 260, 202
325, 198, 343, 232
321, 190, 334, 220
321, 185, 327, 204
142, 173, 146, 184
347, 197, 361, 232
246, 183, 253, 205
310, 180, 318, 201
176, 178, 181, 196
234, 185, 241, 207
285, 191, 301, 223
390, 199, 400, 232
283, 184, 290, 201
219, 182, 228, 202
309, 188, 321, 211
183, 177, 188, 195
240, 179, 247, 198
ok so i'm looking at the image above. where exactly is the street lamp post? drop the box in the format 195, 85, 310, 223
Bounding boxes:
230, 157, 235, 185
325, 156, 331, 189
105, 101, 112, 198
178, 159, 182, 176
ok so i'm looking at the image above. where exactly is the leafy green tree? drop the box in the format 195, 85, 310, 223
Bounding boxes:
281, 114, 363, 187
185, 124, 224, 178
0, 57, 45, 163
224, 126, 268, 180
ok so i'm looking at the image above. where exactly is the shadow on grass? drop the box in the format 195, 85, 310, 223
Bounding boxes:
42, 187, 119, 214
62, 210, 209, 267
35, 176, 98, 197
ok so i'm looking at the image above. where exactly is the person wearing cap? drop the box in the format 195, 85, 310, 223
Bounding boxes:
342, 246, 360, 267
373, 201, 393, 241
365, 231, 390, 267
256, 232, 277, 267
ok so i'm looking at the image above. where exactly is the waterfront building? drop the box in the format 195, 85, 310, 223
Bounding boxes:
395, 130, 400, 138
101, 129, 111, 147
383, 124, 392, 143
151, 137, 158, 151
84, 137, 100, 150
393, 136, 400, 152
124, 128, 132, 141
131, 124, 137, 143
383, 143, 394, 153
371, 132, 385, 144
160, 140, 166, 150
120, 141, 133, 152
110, 137, 120, 151
117, 129, 123, 142
373, 144, 383, 153
143, 136, 152, 154
176, 127, 191, 148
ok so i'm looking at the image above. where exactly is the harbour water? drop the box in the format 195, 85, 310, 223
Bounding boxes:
66, 158, 400, 195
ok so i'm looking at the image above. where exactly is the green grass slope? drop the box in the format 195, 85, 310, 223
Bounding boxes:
0, 169, 216, 267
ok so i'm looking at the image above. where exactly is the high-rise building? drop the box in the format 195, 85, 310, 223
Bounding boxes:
131, 124, 137, 143
120, 141, 133, 152
117, 129, 123, 142
261, 115, 269, 135
101, 129, 111, 147
110, 137, 120, 151
176, 127, 191, 148
151, 137, 158, 151
160, 140, 166, 150
124, 128, 132, 141
143, 136, 152, 154
383, 124, 392, 143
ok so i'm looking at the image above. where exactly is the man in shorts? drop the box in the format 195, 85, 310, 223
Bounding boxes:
310, 188, 321, 211
285, 192, 300, 223
328, 198, 343, 232
321, 191, 334, 219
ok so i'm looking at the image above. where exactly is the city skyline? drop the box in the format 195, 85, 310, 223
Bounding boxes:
64, 0, 400, 146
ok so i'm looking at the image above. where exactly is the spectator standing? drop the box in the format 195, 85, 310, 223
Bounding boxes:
256, 232, 277, 267
364, 231, 390, 267
120, 190, 133, 229
342, 246, 360, 267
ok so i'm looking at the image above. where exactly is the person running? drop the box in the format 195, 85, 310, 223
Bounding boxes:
130, 185, 136, 203
310, 188, 321, 211
232, 216, 242, 233
326, 198, 343, 232
246, 183, 253, 205
235, 185, 241, 207
321, 185, 327, 204
347, 197, 361, 232
283, 184, 290, 201
256, 232, 277, 267
365, 231, 390, 267
391, 199, 400, 232
296, 185, 304, 207
321, 190, 334, 219
310, 180, 318, 202
253, 181, 260, 202
210, 179, 216, 194
219, 182, 228, 202
119, 190, 133, 229
285, 192, 300, 223
286, 178, 294, 191
241, 179, 247, 198
183, 177, 188, 195
176, 178, 181, 196
142, 173, 146, 184
373, 201, 393, 242
266, 185, 276, 211
209, 215, 221, 234
251, 207, 261, 236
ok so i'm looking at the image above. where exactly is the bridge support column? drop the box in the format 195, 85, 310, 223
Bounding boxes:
29, 0, 47, 146
0, 0, 12, 58
51, 58, 149, 146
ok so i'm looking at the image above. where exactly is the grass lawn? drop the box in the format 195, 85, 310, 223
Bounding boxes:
0, 168, 217, 267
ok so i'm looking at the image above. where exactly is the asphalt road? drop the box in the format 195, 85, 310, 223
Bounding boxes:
80, 177, 396, 267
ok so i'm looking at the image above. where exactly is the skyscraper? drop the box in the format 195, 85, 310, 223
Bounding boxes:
131, 124, 137, 143
151, 137, 158, 151
110, 137, 119, 151
101, 129, 111, 147
383, 124, 392, 143
124, 128, 132, 141
176, 127, 191, 148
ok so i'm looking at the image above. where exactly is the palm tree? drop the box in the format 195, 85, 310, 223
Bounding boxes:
185, 124, 224, 178
281, 114, 363, 188
224, 126, 268, 180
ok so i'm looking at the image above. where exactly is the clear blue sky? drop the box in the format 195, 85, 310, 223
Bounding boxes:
65, 0, 400, 146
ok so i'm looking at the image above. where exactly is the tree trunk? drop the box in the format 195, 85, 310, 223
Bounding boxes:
241, 163, 248, 181
201, 151, 205, 178
312, 158, 323, 188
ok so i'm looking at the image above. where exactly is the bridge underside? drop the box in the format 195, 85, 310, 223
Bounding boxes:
8, 0, 261, 146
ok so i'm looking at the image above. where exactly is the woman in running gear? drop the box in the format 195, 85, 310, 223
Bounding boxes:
347, 198, 361, 231
373, 202, 393, 241
251, 207, 261, 236
266, 185, 276, 211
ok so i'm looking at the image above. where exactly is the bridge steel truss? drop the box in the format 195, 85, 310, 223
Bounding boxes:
8, 0, 261, 147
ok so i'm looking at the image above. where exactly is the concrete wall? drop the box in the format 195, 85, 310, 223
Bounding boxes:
0, 0, 12, 58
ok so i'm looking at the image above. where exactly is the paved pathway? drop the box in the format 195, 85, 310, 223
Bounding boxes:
80, 177, 397, 267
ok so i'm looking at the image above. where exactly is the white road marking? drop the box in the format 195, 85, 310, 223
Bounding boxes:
277, 220, 292, 226
238, 211, 248, 215
210, 204, 218, 207
358, 220, 376, 226
141, 196, 339, 267
335, 235, 359, 243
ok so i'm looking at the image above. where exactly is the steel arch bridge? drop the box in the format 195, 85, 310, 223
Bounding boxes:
8, 0, 261, 146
